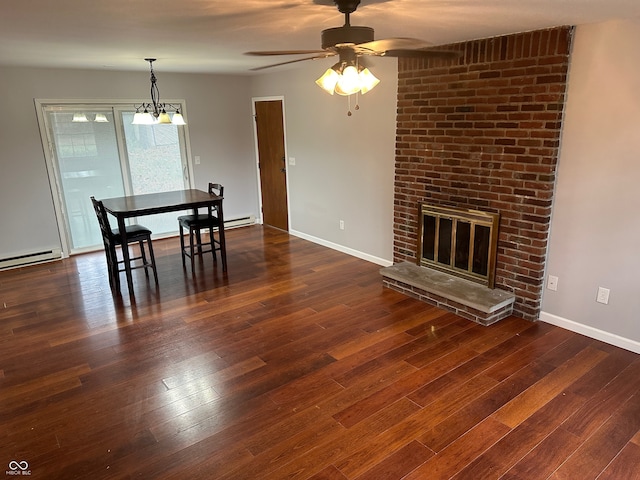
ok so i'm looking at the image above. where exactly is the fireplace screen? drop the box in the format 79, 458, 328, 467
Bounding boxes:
418, 204, 500, 288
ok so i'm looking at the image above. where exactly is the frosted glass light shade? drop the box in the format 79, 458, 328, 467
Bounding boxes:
157, 111, 172, 124
171, 112, 186, 125
94, 113, 109, 123
72, 113, 89, 122
359, 68, 380, 94
132, 111, 154, 125
315, 68, 340, 95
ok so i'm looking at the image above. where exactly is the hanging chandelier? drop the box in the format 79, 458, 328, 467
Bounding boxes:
132, 58, 186, 126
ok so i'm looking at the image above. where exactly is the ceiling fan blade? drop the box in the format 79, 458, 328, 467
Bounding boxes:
383, 49, 461, 59
246, 50, 329, 56
355, 37, 432, 54
250, 53, 336, 71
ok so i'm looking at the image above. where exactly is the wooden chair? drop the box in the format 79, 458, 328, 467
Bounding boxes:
90, 196, 158, 292
177, 183, 226, 271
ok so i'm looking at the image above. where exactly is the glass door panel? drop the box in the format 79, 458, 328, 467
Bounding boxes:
45, 107, 125, 250
120, 111, 189, 235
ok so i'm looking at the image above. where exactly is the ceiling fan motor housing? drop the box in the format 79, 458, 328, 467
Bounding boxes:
321, 26, 374, 49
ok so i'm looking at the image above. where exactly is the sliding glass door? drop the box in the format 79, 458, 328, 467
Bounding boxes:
40, 103, 191, 254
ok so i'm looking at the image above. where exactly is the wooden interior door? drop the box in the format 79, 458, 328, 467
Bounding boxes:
255, 100, 288, 231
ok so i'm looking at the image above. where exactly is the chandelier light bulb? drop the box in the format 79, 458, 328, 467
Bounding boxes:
335, 65, 361, 96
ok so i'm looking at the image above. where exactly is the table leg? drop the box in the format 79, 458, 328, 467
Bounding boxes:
118, 216, 134, 292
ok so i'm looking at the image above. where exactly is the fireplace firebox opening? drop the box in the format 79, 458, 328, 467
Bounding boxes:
418, 204, 500, 288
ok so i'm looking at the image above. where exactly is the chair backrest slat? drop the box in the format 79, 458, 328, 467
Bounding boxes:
208, 182, 224, 216
90, 196, 114, 242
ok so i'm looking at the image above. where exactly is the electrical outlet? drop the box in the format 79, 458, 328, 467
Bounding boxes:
289, 157, 296, 165
339, 220, 345, 230
596, 287, 610, 305
547, 275, 558, 291
194, 155, 201, 165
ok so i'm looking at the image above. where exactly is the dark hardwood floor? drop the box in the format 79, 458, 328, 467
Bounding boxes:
1, 225, 639, 479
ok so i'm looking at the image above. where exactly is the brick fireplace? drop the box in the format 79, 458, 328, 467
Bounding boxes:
389, 26, 573, 322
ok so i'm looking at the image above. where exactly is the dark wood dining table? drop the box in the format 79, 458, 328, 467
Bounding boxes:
101, 189, 226, 292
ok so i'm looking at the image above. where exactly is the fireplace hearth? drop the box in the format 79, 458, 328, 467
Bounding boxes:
382, 203, 513, 325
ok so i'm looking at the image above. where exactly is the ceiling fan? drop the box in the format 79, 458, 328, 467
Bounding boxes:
245, 0, 459, 73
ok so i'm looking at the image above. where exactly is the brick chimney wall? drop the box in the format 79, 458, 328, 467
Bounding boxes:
393, 26, 573, 321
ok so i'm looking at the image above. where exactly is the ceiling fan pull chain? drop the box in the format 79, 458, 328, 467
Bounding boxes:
347, 95, 352, 116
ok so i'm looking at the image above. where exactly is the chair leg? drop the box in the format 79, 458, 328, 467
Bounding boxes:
139, 240, 149, 278
189, 226, 195, 271
195, 228, 203, 255
209, 225, 217, 264
146, 235, 159, 285
108, 245, 120, 292
179, 223, 186, 267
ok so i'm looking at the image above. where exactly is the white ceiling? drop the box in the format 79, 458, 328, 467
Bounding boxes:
1, 0, 639, 74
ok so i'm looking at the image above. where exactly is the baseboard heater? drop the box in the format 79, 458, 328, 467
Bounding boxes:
224, 215, 256, 229
0, 248, 62, 271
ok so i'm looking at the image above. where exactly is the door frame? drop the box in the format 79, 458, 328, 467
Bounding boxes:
251, 96, 291, 230
35, 98, 194, 257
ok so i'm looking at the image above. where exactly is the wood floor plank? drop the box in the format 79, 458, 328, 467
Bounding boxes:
561, 359, 640, 439
491, 346, 609, 428
404, 417, 510, 480
419, 359, 558, 452
353, 440, 432, 480
549, 392, 640, 479
1, 225, 638, 479
451, 390, 588, 479
596, 441, 640, 480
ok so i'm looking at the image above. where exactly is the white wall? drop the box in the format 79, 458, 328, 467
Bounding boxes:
541, 19, 640, 353
250, 58, 398, 265
0, 66, 258, 258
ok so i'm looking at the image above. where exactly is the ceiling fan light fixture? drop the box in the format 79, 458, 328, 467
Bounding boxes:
319, 61, 380, 97
358, 67, 380, 95
315, 67, 340, 95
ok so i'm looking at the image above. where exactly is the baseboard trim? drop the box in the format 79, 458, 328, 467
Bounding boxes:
539, 311, 640, 354
289, 229, 392, 267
